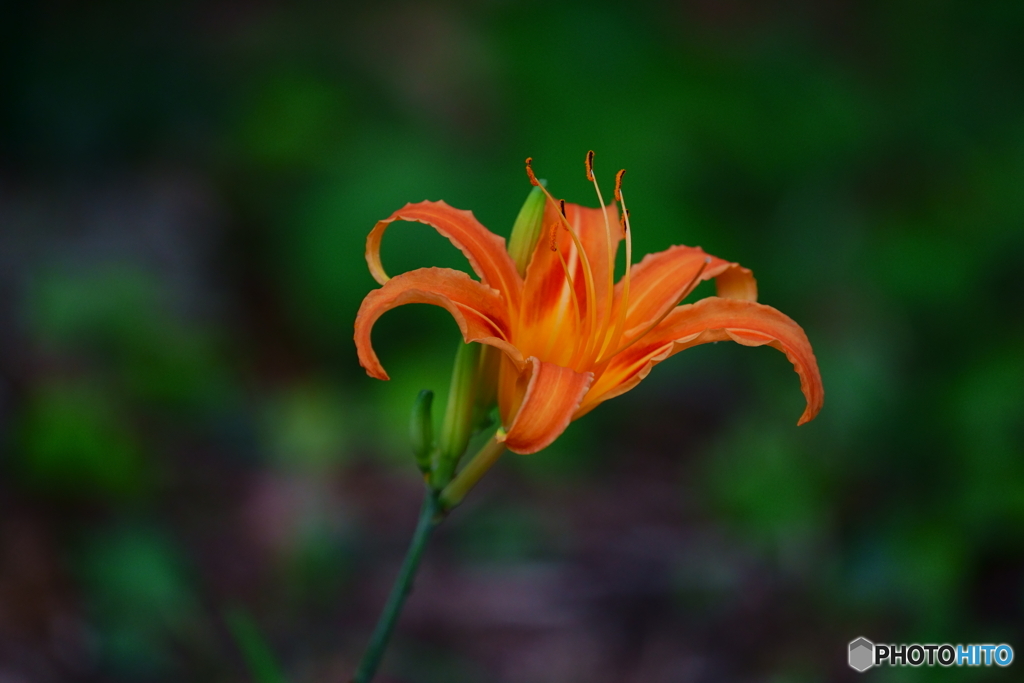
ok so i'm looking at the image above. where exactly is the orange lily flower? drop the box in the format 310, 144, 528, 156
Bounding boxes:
355, 156, 823, 454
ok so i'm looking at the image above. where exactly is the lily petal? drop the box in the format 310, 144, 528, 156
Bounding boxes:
615, 245, 757, 336
354, 267, 524, 380
499, 358, 593, 454
581, 297, 823, 425
366, 200, 523, 308
561, 202, 621, 317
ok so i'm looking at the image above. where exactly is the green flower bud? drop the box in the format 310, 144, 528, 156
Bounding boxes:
434, 342, 482, 487
506, 184, 547, 276
409, 389, 434, 473
471, 345, 499, 431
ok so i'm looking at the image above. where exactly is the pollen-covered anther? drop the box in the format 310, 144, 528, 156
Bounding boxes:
585, 150, 595, 182
559, 199, 566, 218
614, 169, 626, 201
525, 157, 540, 186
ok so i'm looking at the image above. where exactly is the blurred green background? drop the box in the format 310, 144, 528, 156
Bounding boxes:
1, 1, 1023, 682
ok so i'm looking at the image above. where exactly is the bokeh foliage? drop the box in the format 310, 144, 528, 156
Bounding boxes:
1, 1, 1023, 681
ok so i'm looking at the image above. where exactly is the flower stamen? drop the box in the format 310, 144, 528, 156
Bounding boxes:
525, 157, 540, 187
526, 157, 600, 368
596, 169, 633, 361
582, 150, 617, 368
560, 223, 599, 368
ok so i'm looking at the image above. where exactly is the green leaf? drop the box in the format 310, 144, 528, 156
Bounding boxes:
224, 608, 288, 683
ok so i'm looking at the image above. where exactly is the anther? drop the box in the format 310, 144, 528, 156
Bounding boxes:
559, 199, 566, 218
525, 157, 540, 187
585, 150, 595, 182
614, 169, 626, 201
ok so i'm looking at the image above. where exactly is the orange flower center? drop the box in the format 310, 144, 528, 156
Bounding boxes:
522, 153, 716, 383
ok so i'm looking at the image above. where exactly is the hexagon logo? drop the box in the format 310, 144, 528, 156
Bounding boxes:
849, 637, 875, 672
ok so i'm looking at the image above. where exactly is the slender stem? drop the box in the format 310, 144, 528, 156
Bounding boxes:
351, 490, 441, 683
351, 436, 504, 681
440, 435, 506, 511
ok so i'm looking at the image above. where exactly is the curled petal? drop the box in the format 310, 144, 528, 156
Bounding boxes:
354, 267, 524, 380
499, 358, 593, 454
581, 297, 823, 425
712, 262, 758, 301
615, 245, 757, 336
366, 200, 522, 307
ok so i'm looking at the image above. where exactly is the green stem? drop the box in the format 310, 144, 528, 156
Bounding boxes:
440, 435, 506, 511
351, 490, 441, 683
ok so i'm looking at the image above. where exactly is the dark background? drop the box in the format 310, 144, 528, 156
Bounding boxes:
2, 1, 1023, 681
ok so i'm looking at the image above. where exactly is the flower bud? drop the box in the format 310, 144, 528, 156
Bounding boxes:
471, 346, 499, 431
434, 342, 481, 487
409, 389, 434, 473
506, 184, 547, 276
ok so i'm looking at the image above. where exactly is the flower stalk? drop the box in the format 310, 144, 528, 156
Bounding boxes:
439, 435, 506, 511
350, 489, 441, 683
350, 427, 502, 683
